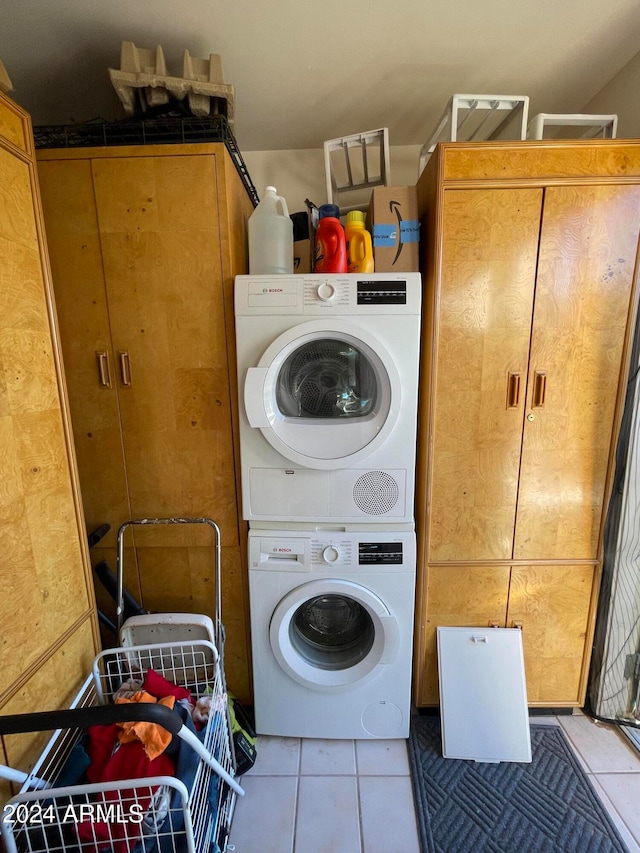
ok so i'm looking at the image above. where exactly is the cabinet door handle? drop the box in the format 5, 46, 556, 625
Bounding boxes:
532, 371, 546, 408
506, 372, 521, 409
118, 351, 132, 387
96, 351, 112, 388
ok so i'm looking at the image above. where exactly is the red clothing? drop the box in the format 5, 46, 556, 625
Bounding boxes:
77, 723, 174, 852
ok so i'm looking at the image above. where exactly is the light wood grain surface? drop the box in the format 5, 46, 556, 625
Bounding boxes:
414, 141, 640, 708
1, 91, 98, 798
428, 188, 541, 561
37, 144, 253, 700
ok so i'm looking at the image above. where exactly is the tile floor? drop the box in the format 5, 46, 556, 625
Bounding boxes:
228, 711, 640, 853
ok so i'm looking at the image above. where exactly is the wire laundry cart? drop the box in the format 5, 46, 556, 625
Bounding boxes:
0, 517, 243, 853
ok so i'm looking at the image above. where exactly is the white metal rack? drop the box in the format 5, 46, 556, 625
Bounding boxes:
527, 113, 618, 140
324, 127, 391, 212
418, 94, 529, 177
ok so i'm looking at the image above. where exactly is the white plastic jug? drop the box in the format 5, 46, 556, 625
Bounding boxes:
248, 186, 294, 274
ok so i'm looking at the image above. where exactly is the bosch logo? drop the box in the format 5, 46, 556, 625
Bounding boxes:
268, 288, 283, 293
276, 547, 292, 552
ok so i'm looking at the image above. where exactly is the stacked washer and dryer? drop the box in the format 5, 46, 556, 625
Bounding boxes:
234, 273, 421, 739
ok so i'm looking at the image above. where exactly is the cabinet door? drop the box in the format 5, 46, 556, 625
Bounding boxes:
428, 188, 542, 561
418, 564, 511, 705
37, 159, 141, 616
516, 185, 640, 560
37, 160, 132, 546
507, 564, 596, 704
0, 103, 97, 695
91, 155, 239, 547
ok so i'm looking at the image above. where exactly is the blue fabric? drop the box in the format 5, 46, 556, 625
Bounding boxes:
134, 703, 201, 853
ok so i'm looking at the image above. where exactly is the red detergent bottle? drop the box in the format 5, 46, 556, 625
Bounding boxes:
314, 204, 347, 273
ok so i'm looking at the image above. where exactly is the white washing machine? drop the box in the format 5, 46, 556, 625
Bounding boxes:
234, 274, 421, 526
248, 528, 416, 739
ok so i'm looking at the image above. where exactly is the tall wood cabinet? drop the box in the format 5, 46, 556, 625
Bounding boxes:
0, 92, 99, 798
36, 142, 254, 702
415, 141, 640, 707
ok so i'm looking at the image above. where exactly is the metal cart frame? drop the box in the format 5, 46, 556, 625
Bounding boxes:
0, 517, 243, 853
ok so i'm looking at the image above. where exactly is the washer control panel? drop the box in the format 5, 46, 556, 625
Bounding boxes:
235, 274, 421, 317
249, 530, 414, 573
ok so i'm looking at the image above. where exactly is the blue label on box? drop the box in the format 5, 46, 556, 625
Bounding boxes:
373, 221, 420, 247
372, 224, 397, 247
400, 220, 420, 243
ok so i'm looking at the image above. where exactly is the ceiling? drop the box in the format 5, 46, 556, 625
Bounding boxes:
2, 0, 640, 152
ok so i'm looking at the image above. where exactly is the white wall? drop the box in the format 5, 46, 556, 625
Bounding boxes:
582, 49, 640, 138
243, 145, 422, 214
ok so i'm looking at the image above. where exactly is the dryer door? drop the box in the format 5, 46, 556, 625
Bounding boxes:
269, 578, 400, 692
244, 320, 400, 470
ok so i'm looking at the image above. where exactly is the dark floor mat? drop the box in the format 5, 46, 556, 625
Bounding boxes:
408, 716, 629, 853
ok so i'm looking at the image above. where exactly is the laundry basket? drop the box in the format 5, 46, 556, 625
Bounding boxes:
0, 517, 243, 853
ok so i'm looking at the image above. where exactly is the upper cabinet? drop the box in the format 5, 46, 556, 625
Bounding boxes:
415, 141, 640, 707
428, 182, 640, 564
0, 91, 99, 786
37, 143, 254, 701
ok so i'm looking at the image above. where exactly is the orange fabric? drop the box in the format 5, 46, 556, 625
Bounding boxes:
115, 691, 176, 760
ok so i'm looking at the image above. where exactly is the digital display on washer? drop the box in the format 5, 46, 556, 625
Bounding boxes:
356, 280, 407, 305
358, 543, 403, 565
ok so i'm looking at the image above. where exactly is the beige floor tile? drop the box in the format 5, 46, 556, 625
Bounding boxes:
359, 776, 420, 853
356, 738, 410, 775
300, 738, 356, 775
558, 715, 640, 773
593, 773, 640, 848
229, 775, 297, 853
295, 776, 361, 853
245, 735, 300, 776
589, 775, 640, 852
529, 714, 561, 726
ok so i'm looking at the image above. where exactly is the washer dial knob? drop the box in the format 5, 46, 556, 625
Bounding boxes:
317, 282, 336, 302
322, 545, 340, 564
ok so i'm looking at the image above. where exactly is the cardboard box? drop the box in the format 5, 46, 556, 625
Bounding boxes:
368, 186, 420, 272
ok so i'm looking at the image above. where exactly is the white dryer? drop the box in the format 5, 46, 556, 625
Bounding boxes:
248, 528, 416, 739
234, 274, 421, 525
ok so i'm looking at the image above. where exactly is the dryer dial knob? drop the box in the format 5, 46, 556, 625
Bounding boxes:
322, 545, 340, 563
317, 282, 336, 302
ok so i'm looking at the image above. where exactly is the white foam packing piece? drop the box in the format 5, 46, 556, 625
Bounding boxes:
109, 41, 235, 121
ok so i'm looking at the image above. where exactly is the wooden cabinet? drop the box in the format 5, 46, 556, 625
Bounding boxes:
0, 91, 99, 792
415, 141, 640, 707
420, 563, 595, 705
37, 143, 254, 702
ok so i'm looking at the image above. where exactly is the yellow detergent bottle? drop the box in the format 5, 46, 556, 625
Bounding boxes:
345, 210, 374, 273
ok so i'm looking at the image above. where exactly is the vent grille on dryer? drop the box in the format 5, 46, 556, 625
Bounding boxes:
353, 471, 400, 515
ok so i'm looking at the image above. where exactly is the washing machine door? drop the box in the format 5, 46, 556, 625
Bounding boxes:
269, 578, 400, 692
244, 320, 401, 470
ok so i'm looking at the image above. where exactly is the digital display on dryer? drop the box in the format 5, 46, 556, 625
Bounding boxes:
356, 280, 407, 305
358, 543, 403, 565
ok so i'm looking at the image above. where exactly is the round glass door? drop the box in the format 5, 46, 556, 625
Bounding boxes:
243, 320, 401, 470
276, 338, 378, 420
269, 578, 400, 691
289, 594, 375, 670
